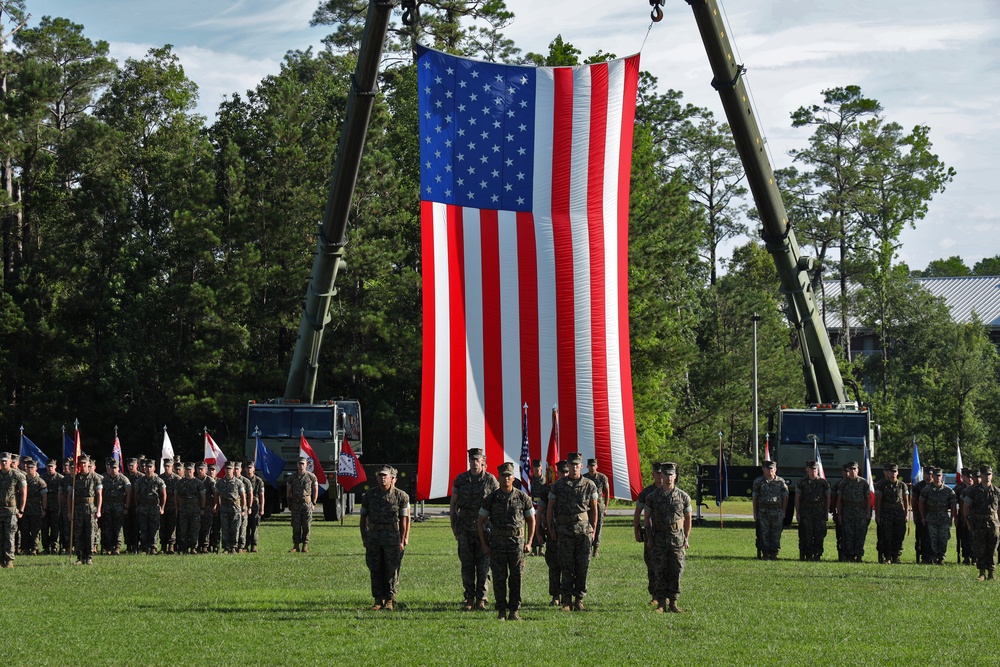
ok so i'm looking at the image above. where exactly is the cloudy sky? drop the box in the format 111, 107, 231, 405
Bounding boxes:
27, 0, 1000, 271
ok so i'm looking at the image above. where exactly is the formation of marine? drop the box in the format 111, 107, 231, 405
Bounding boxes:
5, 447, 997, 618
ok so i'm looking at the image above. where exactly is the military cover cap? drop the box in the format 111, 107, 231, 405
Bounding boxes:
184, 462, 195, 470
962, 467, 972, 475
531, 459, 542, 466
979, 465, 993, 475
567, 452, 583, 464
885, 463, 898, 472
224, 460, 235, 469
163, 457, 173, 465
0, 452, 10, 462
930, 467, 943, 475
196, 461, 207, 469
498, 462, 515, 476
78, 455, 91, 464
22, 457, 36, 467
587, 458, 598, 466
126, 457, 139, 464
45, 459, 56, 468
844, 461, 859, 470
762, 460, 776, 469
233, 461, 242, 469
106, 458, 119, 468
468, 448, 485, 459
556, 460, 569, 473
376, 465, 394, 476
207, 463, 217, 470
805, 460, 817, 469
63, 457, 74, 465
661, 462, 677, 474
651, 461, 663, 473
297, 456, 309, 464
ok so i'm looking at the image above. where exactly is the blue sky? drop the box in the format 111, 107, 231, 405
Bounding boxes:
25, 0, 1000, 270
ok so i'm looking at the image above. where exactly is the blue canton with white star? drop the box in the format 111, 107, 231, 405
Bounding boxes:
418, 46, 536, 212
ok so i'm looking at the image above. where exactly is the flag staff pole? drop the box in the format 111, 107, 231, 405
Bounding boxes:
718, 431, 724, 529
68, 420, 78, 560
337, 408, 346, 527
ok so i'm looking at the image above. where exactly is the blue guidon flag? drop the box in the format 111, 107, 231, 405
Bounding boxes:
416, 46, 643, 502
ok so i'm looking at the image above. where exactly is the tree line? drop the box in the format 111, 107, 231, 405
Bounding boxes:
0, 0, 996, 476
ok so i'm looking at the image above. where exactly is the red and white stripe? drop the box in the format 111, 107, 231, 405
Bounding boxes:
417, 55, 642, 501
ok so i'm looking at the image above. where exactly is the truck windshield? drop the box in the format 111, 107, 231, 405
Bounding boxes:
781, 412, 868, 445
248, 406, 335, 440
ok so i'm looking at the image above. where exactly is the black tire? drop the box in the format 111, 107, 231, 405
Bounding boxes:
322, 497, 342, 521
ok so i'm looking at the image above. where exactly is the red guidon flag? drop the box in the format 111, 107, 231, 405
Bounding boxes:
415, 46, 642, 501
337, 437, 367, 492
300, 433, 329, 496
204, 431, 227, 471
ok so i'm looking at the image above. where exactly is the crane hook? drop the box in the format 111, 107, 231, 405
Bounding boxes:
401, 0, 420, 27
649, 0, 664, 22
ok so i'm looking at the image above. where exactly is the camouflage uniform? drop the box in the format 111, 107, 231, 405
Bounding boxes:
963, 483, 1000, 577
838, 477, 871, 561
635, 483, 658, 598
100, 473, 130, 554
159, 469, 181, 553
548, 475, 599, 602
530, 473, 547, 553
72, 471, 102, 563
480, 486, 535, 614
246, 473, 265, 551
237, 473, 253, 550
361, 485, 410, 604
176, 476, 205, 553
40, 468, 62, 554
123, 466, 142, 553
583, 469, 609, 553
644, 485, 692, 606
19, 473, 47, 554
0, 467, 26, 567
59, 472, 74, 553
287, 470, 318, 550
133, 475, 166, 553
874, 478, 908, 563
752, 475, 788, 558
215, 476, 244, 553
452, 470, 499, 604
921, 483, 957, 563
201, 473, 218, 552
796, 476, 830, 560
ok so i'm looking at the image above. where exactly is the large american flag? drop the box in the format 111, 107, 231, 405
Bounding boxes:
415, 46, 642, 501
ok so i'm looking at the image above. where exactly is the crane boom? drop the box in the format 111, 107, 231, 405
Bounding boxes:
285, 0, 417, 402
682, 0, 847, 405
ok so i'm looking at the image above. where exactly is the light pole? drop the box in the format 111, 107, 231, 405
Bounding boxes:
752, 313, 762, 466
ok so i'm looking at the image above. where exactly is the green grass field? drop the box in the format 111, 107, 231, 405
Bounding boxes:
0, 512, 993, 666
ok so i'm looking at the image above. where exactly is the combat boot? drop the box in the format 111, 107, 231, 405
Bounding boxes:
497, 609, 506, 621
475, 599, 487, 611
654, 599, 666, 613
573, 597, 584, 611
508, 610, 522, 621
371, 600, 383, 611
462, 599, 474, 611
989, 570, 996, 581
667, 599, 684, 613
559, 596, 572, 612
383, 599, 394, 611
977, 570, 987, 581
592, 544, 599, 558
549, 596, 559, 606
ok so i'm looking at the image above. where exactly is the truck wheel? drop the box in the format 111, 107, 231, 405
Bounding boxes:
322, 497, 342, 521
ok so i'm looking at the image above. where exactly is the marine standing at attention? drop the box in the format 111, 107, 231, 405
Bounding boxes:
451, 448, 499, 611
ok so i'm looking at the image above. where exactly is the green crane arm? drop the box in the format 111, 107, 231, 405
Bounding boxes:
680, 0, 848, 405
285, 1, 418, 403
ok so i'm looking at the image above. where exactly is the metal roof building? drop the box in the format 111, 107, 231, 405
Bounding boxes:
820, 276, 1000, 356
